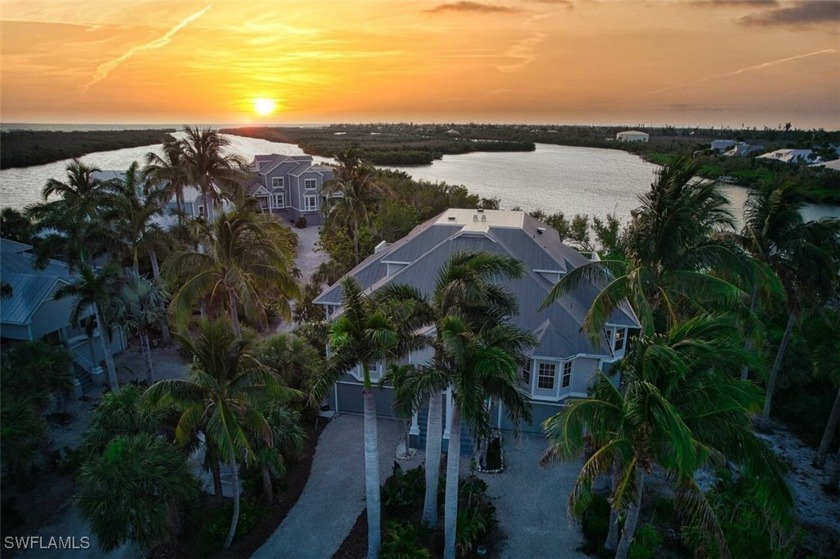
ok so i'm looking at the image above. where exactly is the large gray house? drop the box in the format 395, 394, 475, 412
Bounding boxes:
313, 208, 639, 448
246, 154, 334, 225
0, 238, 126, 393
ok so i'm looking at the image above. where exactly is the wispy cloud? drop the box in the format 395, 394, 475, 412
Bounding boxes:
82, 5, 212, 92
425, 2, 521, 14
689, 0, 778, 7
740, 1, 840, 26
497, 32, 547, 72
641, 49, 837, 98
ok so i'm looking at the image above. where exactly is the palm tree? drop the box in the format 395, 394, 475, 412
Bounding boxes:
255, 333, 324, 412
77, 434, 199, 552
144, 318, 298, 548
113, 270, 169, 384
376, 251, 525, 529
54, 263, 121, 393
163, 209, 299, 337
737, 184, 840, 425
439, 318, 534, 559
81, 384, 165, 455
250, 403, 306, 502
543, 316, 793, 559
312, 277, 406, 559
322, 147, 389, 266
541, 156, 749, 339
144, 135, 191, 225
180, 127, 249, 220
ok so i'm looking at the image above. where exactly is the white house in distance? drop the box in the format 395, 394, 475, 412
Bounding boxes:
0, 238, 126, 393
314, 209, 640, 449
616, 130, 649, 143
722, 142, 764, 157
757, 148, 821, 164
711, 139, 736, 152
246, 154, 334, 226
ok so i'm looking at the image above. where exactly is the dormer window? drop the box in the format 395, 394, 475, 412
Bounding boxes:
614, 328, 626, 352
272, 177, 284, 188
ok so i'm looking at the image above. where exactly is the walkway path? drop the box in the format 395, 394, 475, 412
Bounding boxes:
252, 415, 422, 559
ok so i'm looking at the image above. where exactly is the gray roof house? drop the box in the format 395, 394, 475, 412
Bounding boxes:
246, 155, 334, 226
0, 238, 126, 392
313, 209, 639, 448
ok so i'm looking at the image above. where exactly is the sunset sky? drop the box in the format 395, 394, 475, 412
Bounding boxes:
1, 0, 838, 128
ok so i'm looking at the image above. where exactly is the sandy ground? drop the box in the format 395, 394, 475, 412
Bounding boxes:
293, 224, 328, 285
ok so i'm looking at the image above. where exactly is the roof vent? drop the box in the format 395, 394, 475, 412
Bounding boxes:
473, 214, 478, 221
447, 216, 457, 221
537, 227, 545, 235
374, 240, 388, 253
481, 214, 487, 222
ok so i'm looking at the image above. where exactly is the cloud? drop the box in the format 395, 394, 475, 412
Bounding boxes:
497, 31, 547, 72
526, 0, 572, 5
425, 2, 521, 14
82, 5, 212, 91
689, 0, 778, 7
740, 1, 840, 26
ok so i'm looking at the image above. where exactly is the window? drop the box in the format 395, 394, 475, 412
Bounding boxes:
537, 362, 556, 390
562, 361, 572, 388
259, 196, 269, 210
614, 328, 626, 351
273, 193, 285, 208
198, 205, 205, 216
272, 177, 284, 188
304, 194, 318, 211
521, 359, 532, 385
304, 178, 317, 190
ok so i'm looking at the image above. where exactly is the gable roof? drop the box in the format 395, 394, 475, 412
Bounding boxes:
315, 209, 640, 360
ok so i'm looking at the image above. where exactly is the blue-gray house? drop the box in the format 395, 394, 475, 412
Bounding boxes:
313, 209, 640, 447
247, 155, 334, 225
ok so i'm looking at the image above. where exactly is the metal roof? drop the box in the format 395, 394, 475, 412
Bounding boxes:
1, 240, 76, 326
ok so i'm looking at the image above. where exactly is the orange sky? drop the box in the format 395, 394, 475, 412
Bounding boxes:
1, 0, 838, 128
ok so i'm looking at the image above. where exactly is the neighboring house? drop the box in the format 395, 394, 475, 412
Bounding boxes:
616, 130, 649, 142
246, 154, 334, 226
314, 209, 640, 448
812, 159, 840, 172
757, 148, 821, 164
0, 238, 126, 392
711, 139, 736, 152
722, 142, 764, 157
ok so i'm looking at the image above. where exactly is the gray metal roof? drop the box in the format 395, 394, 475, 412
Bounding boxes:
314, 209, 640, 359
1, 240, 75, 326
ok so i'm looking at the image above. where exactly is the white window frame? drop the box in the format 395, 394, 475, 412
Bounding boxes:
304, 178, 318, 190
562, 361, 572, 388
614, 328, 626, 352
521, 359, 532, 386
537, 362, 556, 390
304, 194, 318, 211
273, 193, 286, 208
272, 177, 284, 188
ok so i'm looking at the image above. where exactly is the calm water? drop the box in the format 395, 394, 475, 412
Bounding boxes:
1, 136, 836, 225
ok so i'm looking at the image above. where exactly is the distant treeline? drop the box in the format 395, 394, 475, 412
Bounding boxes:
0, 129, 177, 169
220, 125, 536, 165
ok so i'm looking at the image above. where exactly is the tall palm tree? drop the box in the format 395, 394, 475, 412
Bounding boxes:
439, 318, 534, 559
541, 156, 749, 339
180, 127, 249, 220
376, 251, 525, 529
312, 277, 407, 559
543, 316, 793, 559
737, 184, 840, 425
144, 135, 191, 225
164, 209, 299, 337
81, 384, 165, 455
77, 434, 199, 552
113, 270, 169, 385
144, 318, 298, 548
255, 333, 324, 412
322, 147, 389, 266
54, 263, 121, 393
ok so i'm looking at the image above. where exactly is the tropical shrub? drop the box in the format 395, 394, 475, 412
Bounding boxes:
382, 463, 426, 520
294, 216, 307, 228
578, 492, 612, 556
381, 522, 431, 559
198, 497, 267, 556
629, 524, 662, 559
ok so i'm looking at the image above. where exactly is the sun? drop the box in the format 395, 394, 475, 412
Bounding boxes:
254, 98, 276, 116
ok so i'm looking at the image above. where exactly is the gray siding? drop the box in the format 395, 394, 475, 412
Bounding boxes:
572, 357, 600, 394
29, 297, 76, 339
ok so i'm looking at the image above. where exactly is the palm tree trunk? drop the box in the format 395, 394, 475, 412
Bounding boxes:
223, 459, 240, 548
422, 390, 443, 528
740, 288, 759, 381
228, 291, 242, 339
362, 386, 381, 559
262, 465, 273, 503
761, 313, 796, 425
211, 460, 223, 505
96, 305, 119, 393
149, 250, 172, 347
604, 458, 622, 551
443, 403, 462, 559
615, 468, 646, 559
140, 331, 154, 385
814, 386, 840, 469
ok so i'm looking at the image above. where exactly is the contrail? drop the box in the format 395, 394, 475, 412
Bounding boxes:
83, 5, 212, 92
641, 48, 837, 98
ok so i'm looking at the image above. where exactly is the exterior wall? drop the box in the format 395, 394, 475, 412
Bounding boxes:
571, 357, 600, 394
332, 377, 397, 417
0, 323, 30, 340
495, 399, 569, 434
29, 297, 76, 340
